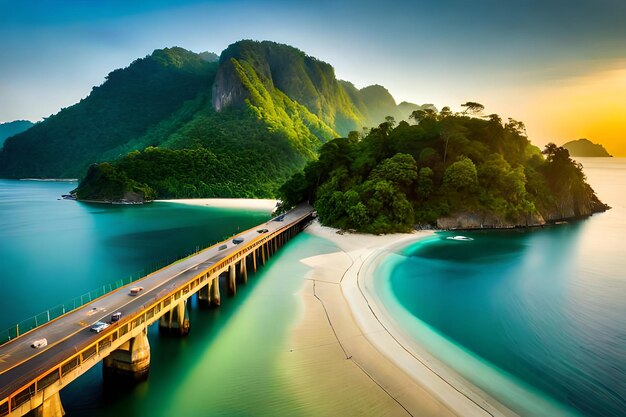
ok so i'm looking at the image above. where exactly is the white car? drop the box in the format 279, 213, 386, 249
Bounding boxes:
30, 338, 48, 348
90, 321, 109, 333
129, 286, 144, 296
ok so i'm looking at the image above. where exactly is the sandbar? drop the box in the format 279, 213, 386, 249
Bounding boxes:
292, 221, 514, 416
155, 198, 278, 211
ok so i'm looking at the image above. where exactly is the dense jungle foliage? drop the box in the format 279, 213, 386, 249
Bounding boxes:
279, 105, 608, 233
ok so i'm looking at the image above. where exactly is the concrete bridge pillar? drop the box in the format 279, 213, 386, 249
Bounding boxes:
32, 391, 64, 417
261, 244, 266, 265
252, 249, 257, 272
239, 257, 248, 284
103, 329, 150, 381
158, 300, 190, 336
198, 281, 210, 307
210, 275, 220, 306
228, 265, 237, 296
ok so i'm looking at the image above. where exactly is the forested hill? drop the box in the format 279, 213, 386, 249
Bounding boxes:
279, 105, 609, 232
0, 40, 433, 201
0, 47, 216, 179
0, 120, 34, 148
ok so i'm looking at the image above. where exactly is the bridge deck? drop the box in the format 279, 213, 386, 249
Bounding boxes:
0, 204, 313, 406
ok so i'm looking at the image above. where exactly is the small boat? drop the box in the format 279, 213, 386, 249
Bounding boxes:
446, 235, 474, 241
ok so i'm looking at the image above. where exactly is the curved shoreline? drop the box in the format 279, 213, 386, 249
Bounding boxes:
302, 221, 515, 417
353, 237, 517, 416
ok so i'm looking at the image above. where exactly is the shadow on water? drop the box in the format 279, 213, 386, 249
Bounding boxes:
61, 254, 274, 417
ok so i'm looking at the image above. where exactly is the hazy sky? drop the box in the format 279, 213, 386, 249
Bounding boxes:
2, 0, 625, 154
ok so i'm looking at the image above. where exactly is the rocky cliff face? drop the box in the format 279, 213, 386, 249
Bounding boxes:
212, 58, 248, 112
437, 211, 546, 229
437, 195, 609, 230
210, 40, 436, 136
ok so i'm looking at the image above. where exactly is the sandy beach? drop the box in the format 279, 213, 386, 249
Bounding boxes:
156, 198, 279, 211
291, 221, 514, 417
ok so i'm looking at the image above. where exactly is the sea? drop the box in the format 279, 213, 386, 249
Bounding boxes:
375, 157, 626, 417
0, 180, 338, 416
0, 157, 624, 416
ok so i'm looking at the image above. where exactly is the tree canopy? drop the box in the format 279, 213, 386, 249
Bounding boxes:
279, 105, 607, 233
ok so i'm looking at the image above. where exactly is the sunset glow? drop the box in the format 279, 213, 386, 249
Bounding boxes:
522, 63, 626, 156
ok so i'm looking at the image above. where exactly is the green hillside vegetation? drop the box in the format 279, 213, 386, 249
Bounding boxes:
0, 120, 34, 148
562, 138, 612, 157
279, 105, 608, 233
0, 40, 440, 202
0, 47, 217, 178
77, 105, 315, 200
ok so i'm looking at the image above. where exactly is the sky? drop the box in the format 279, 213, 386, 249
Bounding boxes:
1, 0, 625, 155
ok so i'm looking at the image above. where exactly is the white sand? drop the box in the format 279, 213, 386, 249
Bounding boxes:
294, 221, 515, 417
155, 198, 279, 211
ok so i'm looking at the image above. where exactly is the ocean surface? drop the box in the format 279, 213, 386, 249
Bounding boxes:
375, 157, 626, 417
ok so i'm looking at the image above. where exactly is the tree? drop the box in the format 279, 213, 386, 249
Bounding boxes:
417, 167, 434, 198
439, 106, 452, 119
369, 153, 418, 191
461, 101, 485, 115
443, 156, 478, 190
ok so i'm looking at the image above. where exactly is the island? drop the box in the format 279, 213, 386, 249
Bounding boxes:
279, 105, 609, 232
562, 138, 612, 157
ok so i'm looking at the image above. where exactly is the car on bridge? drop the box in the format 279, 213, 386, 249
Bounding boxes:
111, 312, 122, 323
232, 237, 244, 244
30, 338, 47, 348
129, 286, 144, 296
257, 228, 268, 233
90, 322, 109, 333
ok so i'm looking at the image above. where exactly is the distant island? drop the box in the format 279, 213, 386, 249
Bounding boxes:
562, 138, 612, 157
0, 120, 33, 148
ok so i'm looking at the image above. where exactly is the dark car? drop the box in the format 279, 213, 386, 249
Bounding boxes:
257, 228, 269, 233
111, 312, 122, 322
232, 237, 244, 244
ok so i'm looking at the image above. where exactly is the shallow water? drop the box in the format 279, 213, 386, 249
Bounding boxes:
0, 179, 353, 416
378, 158, 626, 416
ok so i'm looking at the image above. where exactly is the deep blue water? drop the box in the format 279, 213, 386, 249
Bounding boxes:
380, 158, 626, 416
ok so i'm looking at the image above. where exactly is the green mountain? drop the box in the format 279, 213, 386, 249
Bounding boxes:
562, 138, 612, 157
280, 111, 608, 233
0, 120, 34, 148
0, 47, 216, 179
0, 40, 436, 200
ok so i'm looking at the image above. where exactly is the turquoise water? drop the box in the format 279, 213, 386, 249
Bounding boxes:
0, 180, 270, 330
62, 232, 339, 417
0, 179, 344, 416
378, 158, 626, 417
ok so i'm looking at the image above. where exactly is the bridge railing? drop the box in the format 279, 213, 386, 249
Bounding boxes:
0, 234, 238, 346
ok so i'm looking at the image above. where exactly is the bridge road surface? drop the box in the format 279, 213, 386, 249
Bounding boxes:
0, 204, 313, 399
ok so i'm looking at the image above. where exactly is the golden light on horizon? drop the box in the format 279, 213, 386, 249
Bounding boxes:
522, 63, 626, 156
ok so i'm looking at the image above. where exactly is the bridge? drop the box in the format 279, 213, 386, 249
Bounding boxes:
0, 204, 315, 417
